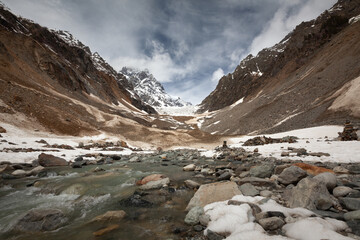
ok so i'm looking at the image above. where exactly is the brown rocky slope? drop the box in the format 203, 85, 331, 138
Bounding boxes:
198, 0, 360, 135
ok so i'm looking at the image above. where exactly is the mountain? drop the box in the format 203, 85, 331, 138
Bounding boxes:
120, 67, 192, 108
0, 4, 213, 145
197, 0, 360, 135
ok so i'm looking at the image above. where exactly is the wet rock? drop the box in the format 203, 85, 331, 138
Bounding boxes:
293, 162, 334, 176
38, 153, 68, 167
249, 163, 274, 178
185, 206, 204, 225
93, 224, 120, 236
288, 177, 333, 210
14, 209, 67, 232
258, 217, 285, 231
91, 210, 126, 222
339, 198, 360, 211
185, 180, 200, 189
186, 181, 241, 211
201, 168, 214, 175
12, 169, 26, 177
74, 156, 83, 162
238, 177, 276, 188
344, 210, 360, 221
183, 164, 196, 171
139, 178, 170, 190
119, 194, 153, 208
333, 186, 354, 198
91, 167, 105, 172
61, 183, 86, 195
239, 183, 259, 196
129, 156, 140, 162
278, 166, 307, 185
136, 174, 165, 185
206, 229, 224, 240
2, 173, 17, 179
0, 164, 13, 173
313, 172, 337, 190
71, 161, 83, 168
27, 166, 45, 176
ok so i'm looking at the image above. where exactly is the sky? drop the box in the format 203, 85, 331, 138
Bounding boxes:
2, 0, 336, 104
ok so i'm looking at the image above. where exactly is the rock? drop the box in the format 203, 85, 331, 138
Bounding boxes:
249, 163, 274, 178
0, 126, 6, 133
313, 172, 337, 190
74, 156, 83, 162
184, 180, 200, 189
0, 164, 13, 173
2, 173, 17, 179
217, 171, 232, 181
27, 166, 45, 176
91, 210, 126, 222
119, 193, 153, 208
93, 224, 120, 236
258, 217, 285, 231
12, 169, 26, 177
228, 200, 262, 216
339, 198, 360, 211
129, 156, 140, 162
38, 153, 68, 167
238, 177, 276, 187
312, 210, 344, 220
239, 171, 250, 178
333, 186, 354, 198
260, 190, 272, 198
288, 177, 333, 210
281, 152, 289, 157
278, 166, 307, 185
333, 166, 349, 174
185, 206, 204, 225
206, 229, 224, 240
61, 183, 86, 195
274, 164, 291, 175
293, 162, 334, 176
14, 209, 67, 232
186, 181, 241, 211
139, 178, 170, 190
346, 220, 360, 236
344, 210, 360, 221
183, 164, 196, 171
136, 174, 165, 185
239, 183, 259, 196
71, 161, 83, 168
199, 214, 211, 226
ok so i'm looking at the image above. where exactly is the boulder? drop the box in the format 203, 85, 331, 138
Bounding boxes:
288, 177, 333, 210
27, 166, 45, 176
12, 169, 26, 177
333, 166, 349, 174
217, 171, 232, 181
333, 186, 354, 198
38, 153, 68, 167
278, 166, 307, 185
239, 183, 259, 196
339, 198, 360, 211
184, 206, 204, 225
313, 172, 337, 190
91, 210, 126, 222
249, 163, 274, 178
136, 174, 165, 185
183, 164, 196, 171
184, 180, 200, 189
14, 209, 67, 232
344, 210, 360, 221
258, 217, 285, 231
186, 181, 241, 211
139, 178, 170, 190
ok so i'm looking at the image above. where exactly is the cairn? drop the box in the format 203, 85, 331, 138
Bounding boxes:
338, 120, 358, 141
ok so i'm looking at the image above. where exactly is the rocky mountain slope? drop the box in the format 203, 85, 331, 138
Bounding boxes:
198, 0, 360, 135
0, 4, 218, 146
120, 67, 191, 108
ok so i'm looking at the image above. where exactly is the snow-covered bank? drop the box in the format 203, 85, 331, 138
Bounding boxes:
156, 105, 199, 116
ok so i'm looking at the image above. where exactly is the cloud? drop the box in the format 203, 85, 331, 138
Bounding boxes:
248, 0, 337, 55
211, 68, 225, 83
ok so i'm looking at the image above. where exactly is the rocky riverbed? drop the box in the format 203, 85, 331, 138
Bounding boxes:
1, 142, 360, 240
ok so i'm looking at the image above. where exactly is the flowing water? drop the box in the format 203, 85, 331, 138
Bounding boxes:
0, 156, 215, 240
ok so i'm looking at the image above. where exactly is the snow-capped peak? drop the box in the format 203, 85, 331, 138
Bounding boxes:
120, 67, 192, 108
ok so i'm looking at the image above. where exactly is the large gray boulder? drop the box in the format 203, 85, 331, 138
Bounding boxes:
313, 172, 337, 191
249, 163, 274, 178
38, 153, 68, 167
186, 181, 241, 211
288, 177, 333, 210
278, 166, 307, 185
14, 209, 67, 232
339, 198, 360, 211
239, 183, 259, 196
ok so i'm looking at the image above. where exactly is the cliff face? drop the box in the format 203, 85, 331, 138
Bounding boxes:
0, 4, 157, 135
197, 0, 360, 135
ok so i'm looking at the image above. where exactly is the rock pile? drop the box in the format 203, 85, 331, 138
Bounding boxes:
243, 136, 298, 146
338, 120, 358, 141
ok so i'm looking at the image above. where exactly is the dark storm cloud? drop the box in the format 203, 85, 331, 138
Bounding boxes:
2, 0, 336, 104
